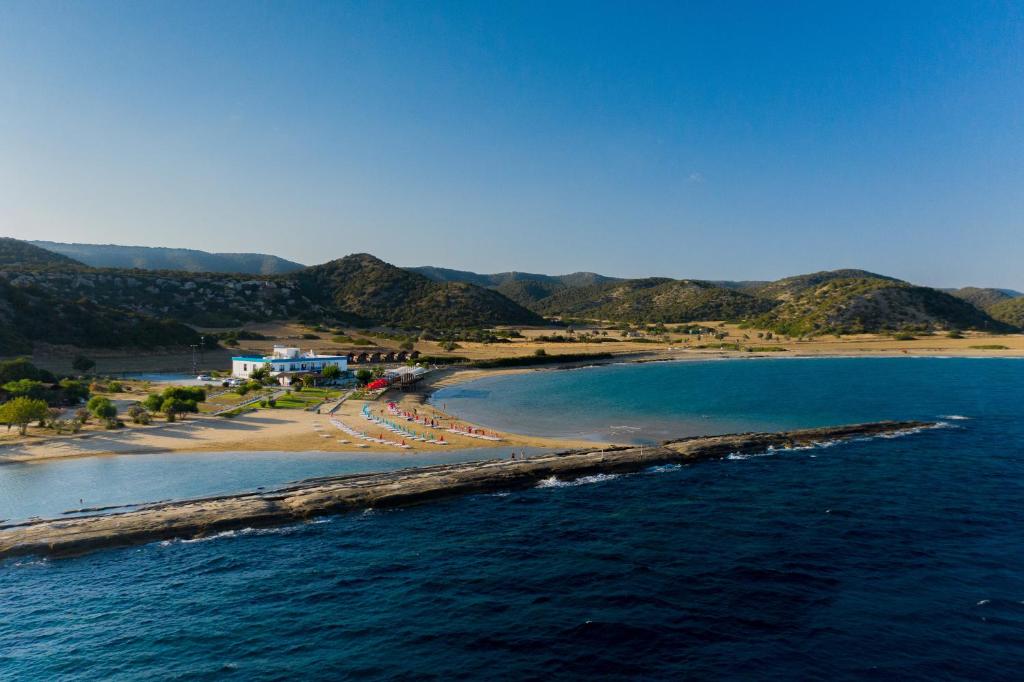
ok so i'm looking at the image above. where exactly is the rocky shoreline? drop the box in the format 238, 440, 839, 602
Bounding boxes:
0, 421, 932, 559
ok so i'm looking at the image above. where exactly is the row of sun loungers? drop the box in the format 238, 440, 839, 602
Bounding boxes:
382, 402, 503, 442
358, 406, 450, 445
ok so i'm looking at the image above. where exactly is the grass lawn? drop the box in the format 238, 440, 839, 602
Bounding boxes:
270, 387, 344, 410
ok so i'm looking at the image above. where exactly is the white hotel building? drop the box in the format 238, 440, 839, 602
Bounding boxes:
231, 346, 348, 381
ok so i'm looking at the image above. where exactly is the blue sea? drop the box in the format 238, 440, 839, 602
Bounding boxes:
3, 358, 1024, 680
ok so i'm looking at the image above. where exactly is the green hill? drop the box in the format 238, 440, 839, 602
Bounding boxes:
0, 243, 543, 353
752, 269, 898, 301
407, 266, 620, 308
30, 241, 305, 275
297, 254, 544, 328
947, 287, 1022, 312
751, 277, 1010, 336
0, 278, 203, 356
988, 297, 1024, 328
534, 278, 772, 323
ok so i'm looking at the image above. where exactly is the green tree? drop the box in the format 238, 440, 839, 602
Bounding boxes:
322, 364, 342, 381
355, 369, 372, 385
250, 363, 271, 382
87, 396, 118, 425
72, 355, 96, 373
0, 358, 55, 384
58, 379, 89, 404
0, 397, 50, 435
161, 397, 195, 422
142, 393, 165, 412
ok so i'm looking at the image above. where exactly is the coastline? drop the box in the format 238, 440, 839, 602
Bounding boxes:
2, 349, 1021, 465
0, 420, 932, 558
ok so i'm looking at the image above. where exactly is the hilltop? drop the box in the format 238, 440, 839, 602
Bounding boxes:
296, 255, 543, 328
30, 241, 305, 275
408, 266, 620, 308
531, 278, 773, 323
750, 269, 899, 301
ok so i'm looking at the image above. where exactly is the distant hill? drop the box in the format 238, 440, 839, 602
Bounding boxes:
752, 277, 1010, 336
407, 266, 620, 308
30, 241, 305, 275
299, 255, 544, 328
947, 287, 1023, 312
0, 238, 83, 269
988, 298, 1024, 328
533, 278, 773, 323
0, 243, 543, 352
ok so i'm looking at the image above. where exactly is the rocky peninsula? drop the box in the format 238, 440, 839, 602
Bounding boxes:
0, 421, 932, 559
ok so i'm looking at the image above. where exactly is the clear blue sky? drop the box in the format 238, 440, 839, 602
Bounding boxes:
1, 1, 1021, 287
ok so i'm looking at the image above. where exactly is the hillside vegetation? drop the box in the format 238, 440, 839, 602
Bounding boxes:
30, 241, 305, 275
0, 238, 83, 269
1, 238, 1017, 352
531, 278, 772, 323
947, 287, 1022, 312
0, 278, 203, 355
295, 255, 543, 327
0, 243, 543, 353
751, 278, 1010, 336
988, 298, 1024, 328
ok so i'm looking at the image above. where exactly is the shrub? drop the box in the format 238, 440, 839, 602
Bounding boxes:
87, 396, 118, 425
162, 386, 207, 402
534, 348, 547, 357
127, 404, 152, 424
58, 379, 89, 404
142, 393, 165, 412
161, 397, 196, 421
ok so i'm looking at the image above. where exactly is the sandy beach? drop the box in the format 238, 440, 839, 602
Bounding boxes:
5, 324, 1024, 465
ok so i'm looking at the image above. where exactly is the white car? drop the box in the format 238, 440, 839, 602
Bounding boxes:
197, 375, 213, 382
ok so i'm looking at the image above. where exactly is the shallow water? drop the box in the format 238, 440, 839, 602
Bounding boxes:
4, 358, 1024, 680
432, 357, 1022, 443
0, 447, 540, 522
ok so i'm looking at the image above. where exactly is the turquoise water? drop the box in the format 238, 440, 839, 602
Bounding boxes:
3, 358, 1024, 680
432, 357, 1019, 443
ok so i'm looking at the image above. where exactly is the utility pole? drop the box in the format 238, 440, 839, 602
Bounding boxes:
190, 344, 199, 376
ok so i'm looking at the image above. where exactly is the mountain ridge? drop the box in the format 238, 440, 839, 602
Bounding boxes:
30, 241, 306, 275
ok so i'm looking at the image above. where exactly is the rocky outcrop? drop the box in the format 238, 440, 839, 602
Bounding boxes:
0, 421, 932, 559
